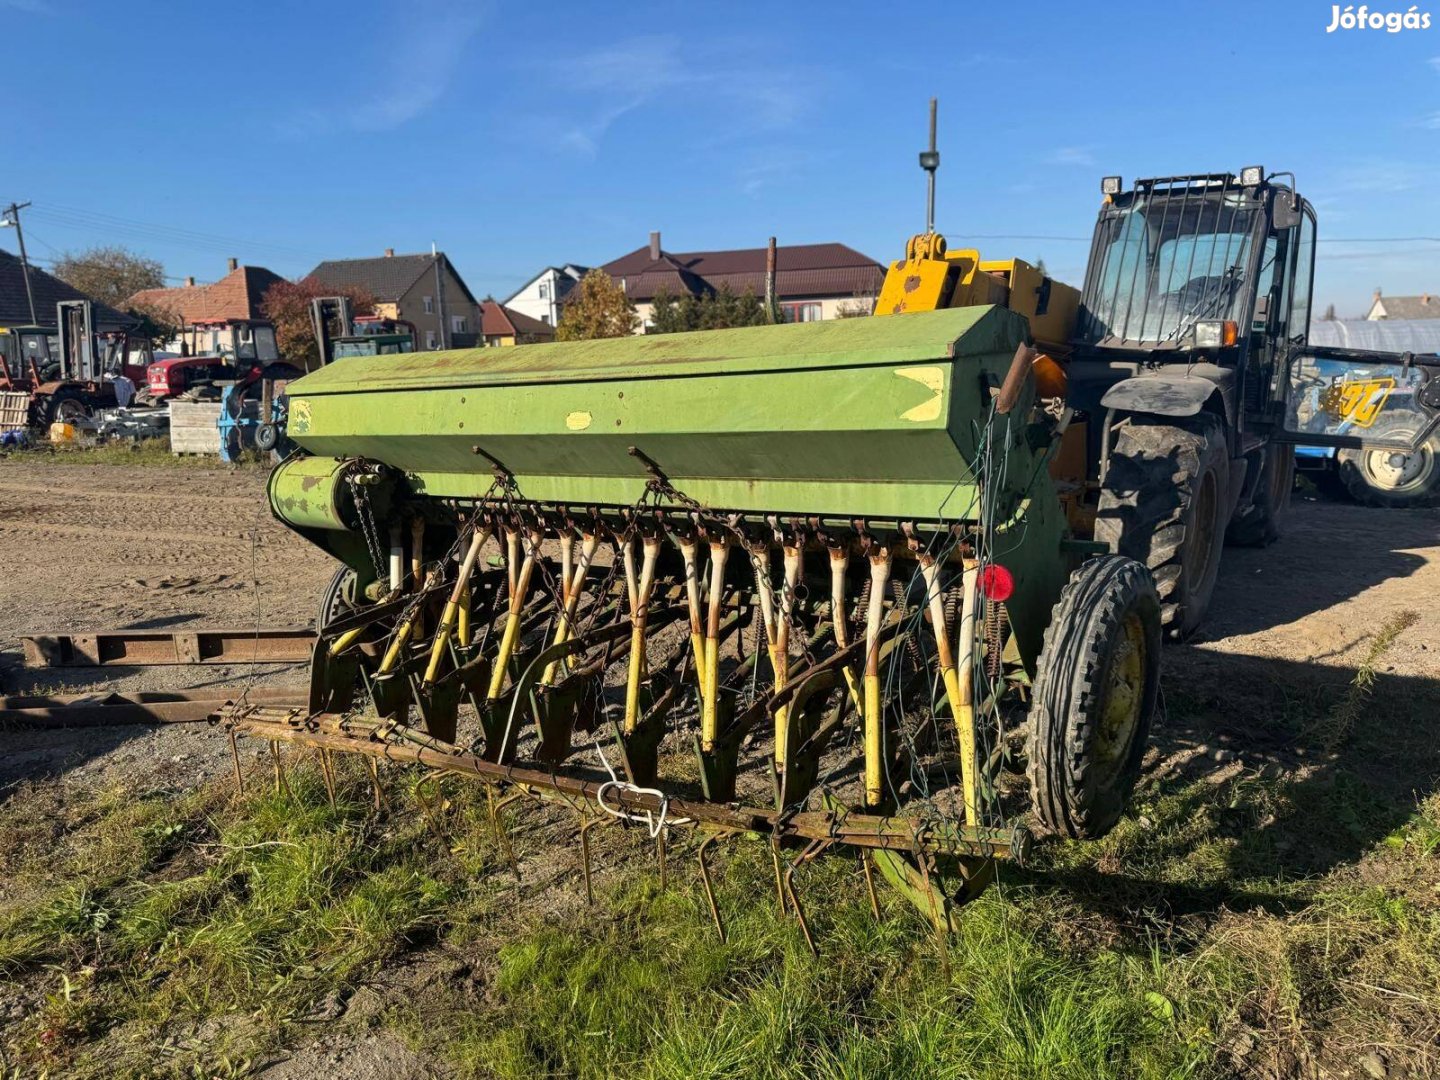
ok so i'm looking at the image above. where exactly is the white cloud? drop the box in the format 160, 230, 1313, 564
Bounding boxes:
538, 36, 817, 161
1333, 161, 1420, 193
1048, 146, 1096, 167
279, 0, 486, 137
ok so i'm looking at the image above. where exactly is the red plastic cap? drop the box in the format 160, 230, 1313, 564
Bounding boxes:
979, 564, 1015, 602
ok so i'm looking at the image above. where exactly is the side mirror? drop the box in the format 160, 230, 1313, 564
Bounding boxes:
1272, 192, 1302, 230
1254, 294, 1270, 326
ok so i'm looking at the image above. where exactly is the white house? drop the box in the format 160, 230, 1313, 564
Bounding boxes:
503, 265, 590, 328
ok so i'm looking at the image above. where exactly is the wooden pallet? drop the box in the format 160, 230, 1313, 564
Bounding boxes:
167, 401, 222, 454
0, 391, 29, 435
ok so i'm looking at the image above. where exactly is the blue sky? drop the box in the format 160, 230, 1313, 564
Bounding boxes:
4, 0, 1439, 316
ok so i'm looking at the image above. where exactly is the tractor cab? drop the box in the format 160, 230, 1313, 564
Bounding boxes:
145, 318, 287, 402
330, 316, 416, 360
309, 297, 416, 365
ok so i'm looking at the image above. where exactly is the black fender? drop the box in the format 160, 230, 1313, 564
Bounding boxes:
1099, 374, 1223, 418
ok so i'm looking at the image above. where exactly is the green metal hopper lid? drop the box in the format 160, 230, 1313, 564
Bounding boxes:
288, 306, 1016, 395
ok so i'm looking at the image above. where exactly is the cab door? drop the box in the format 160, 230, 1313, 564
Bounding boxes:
1272, 346, 1440, 454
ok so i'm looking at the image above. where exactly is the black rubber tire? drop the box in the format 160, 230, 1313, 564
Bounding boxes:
254, 422, 280, 453
1095, 413, 1229, 639
317, 565, 359, 633
1336, 429, 1440, 509
43, 390, 90, 427
1027, 554, 1162, 840
1226, 441, 1294, 547
260, 363, 304, 383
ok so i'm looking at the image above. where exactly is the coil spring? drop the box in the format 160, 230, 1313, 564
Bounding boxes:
984, 597, 1008, 681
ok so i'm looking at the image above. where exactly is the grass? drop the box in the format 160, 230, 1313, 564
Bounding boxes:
1, 638, 1437, 1078
1, 437, 267, 468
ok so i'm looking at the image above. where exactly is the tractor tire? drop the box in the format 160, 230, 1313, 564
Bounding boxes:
317, 565, 359, 633
1336, 427, 1440, 508
43, 390, 91, 428
261, 363, 304, 384
254, 422, 280, 453
1225, 440, 1294, 547
1027, 554, 1162, 840
1095, 413, 1228, 639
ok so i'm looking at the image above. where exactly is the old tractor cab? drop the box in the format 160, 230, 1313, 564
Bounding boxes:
145, 318, 298, 403
0, 301, 151, 430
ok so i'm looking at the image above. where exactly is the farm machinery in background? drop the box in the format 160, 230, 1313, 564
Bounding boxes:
0, 300, 153, 433
143, 317, 300, 404
238, 297, 417, 459
220, 105, 1440, 929
1294, 319, 1440, 507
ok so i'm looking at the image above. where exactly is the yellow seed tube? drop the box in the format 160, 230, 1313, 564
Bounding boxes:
700, 537, 729, 752
423, 527, 491, 686
863, 549, 890, 806
486, 529, 539, 700
829, 546, 863, 714
622, 535, 660, 735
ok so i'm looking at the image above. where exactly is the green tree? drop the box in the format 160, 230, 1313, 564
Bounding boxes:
647, 284, 773, 334
261, 276, 376, 370
52, 245, 166, 308
556, 270, 639, 340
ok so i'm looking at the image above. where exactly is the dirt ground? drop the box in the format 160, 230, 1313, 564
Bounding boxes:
1, 455, 1437, 1077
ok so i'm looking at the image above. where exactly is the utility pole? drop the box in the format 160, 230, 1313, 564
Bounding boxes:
432, 241, 447, 350
2, 202, 37, 324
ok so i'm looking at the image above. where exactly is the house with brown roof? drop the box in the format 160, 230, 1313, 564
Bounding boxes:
127, 258, 286, 354
307, 250, 481, 349
480, 300, 555, 347
1, 248, 132, 330
596, 232, 884, 331
1366, 289, 1440, 320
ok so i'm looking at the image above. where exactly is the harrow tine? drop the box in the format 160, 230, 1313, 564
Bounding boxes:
783, 839, 829, 957
228, 728, 245, 795
577, 812, 601, 905
697, 833, 726, 943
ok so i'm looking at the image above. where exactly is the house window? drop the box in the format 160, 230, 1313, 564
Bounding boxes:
780, 302, 822, 323
539, 282, 549, 299
425, 330, 437, 349
540, 314, 549, 325
451, 315, 467, 334
423, 295, 434, 314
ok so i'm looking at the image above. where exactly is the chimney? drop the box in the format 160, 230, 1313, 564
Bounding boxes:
648, 231, 661, 262
384, 247, 395, 258
765, 236, 777, 320
184, 276, 195, 287
226, 257, 238, 272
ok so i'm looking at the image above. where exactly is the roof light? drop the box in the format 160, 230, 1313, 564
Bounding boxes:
1239, 165, 1264, 187
1101, 176, 1122, 195
979, 564, 1015, 603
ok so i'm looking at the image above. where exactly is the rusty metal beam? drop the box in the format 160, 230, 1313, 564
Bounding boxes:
21, 627, 315, 668
1, 688, 308, 728
226, 704, 1031, 863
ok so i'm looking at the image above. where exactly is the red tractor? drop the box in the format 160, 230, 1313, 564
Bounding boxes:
143, 318, 300, 403
0, 301, 151, 428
